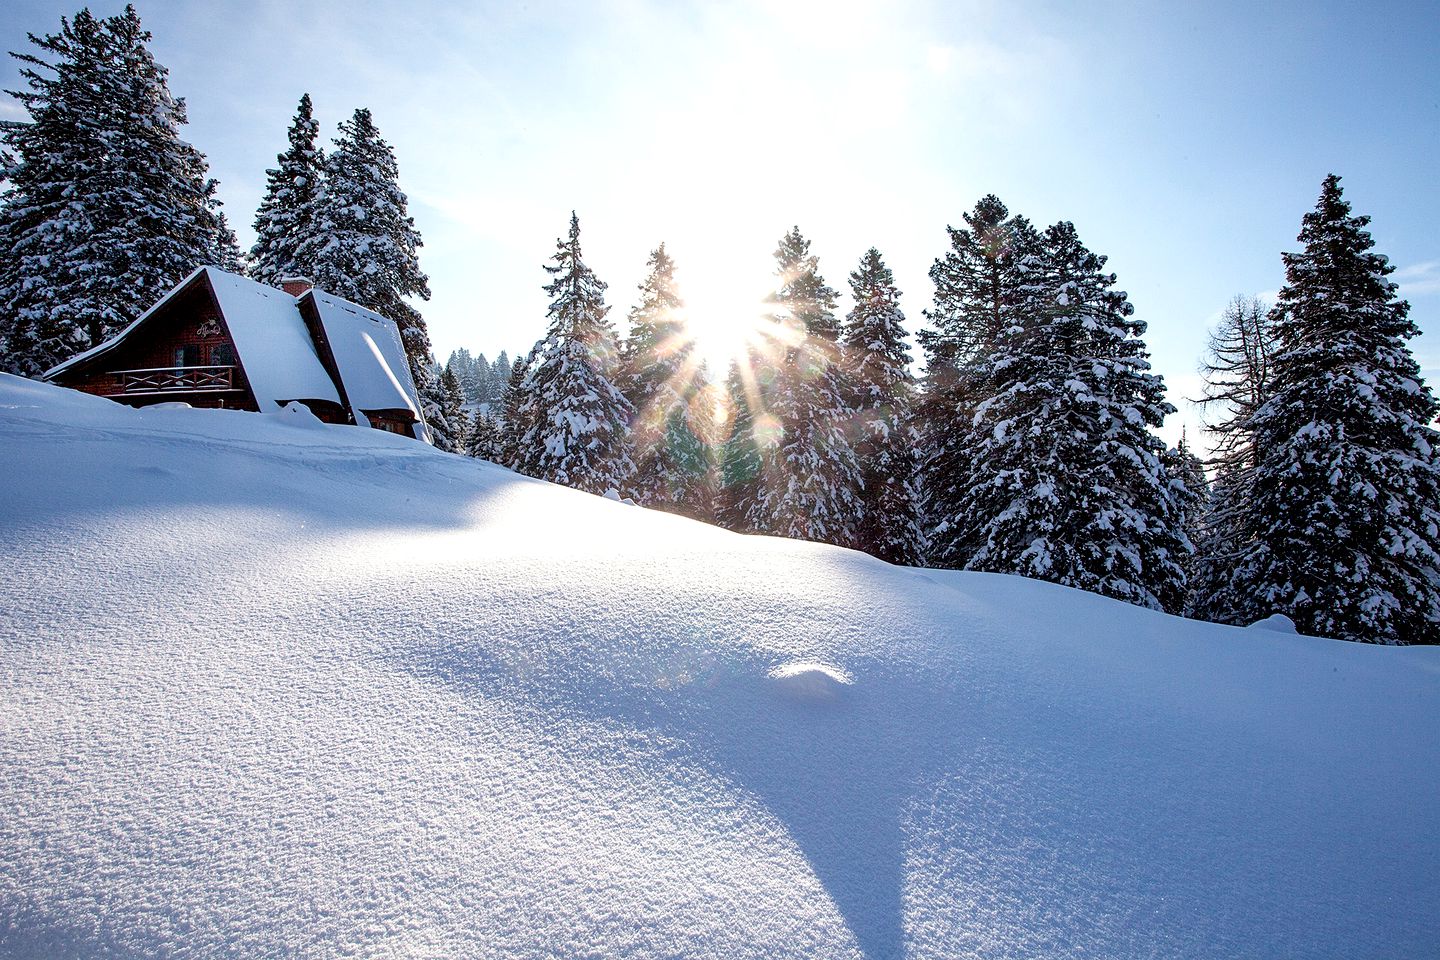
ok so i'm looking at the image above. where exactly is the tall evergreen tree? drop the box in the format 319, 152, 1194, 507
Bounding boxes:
841, 248, 923, 565
1161, 432, 1208, 614
445, 347, 475, 402
249, 93, 324, 285
943, 220, 1187, 610
731, 227, 862, 545
297, 108, 431, 384
921, 194, 1019, 391
619, 244, 715, 520
1213, 175, 1440, 644
716, 359, 768, 531
490, 351, 512, 403
429, 363, 470, 454
467, 408, 502, 461
920, 196, 1033, 565
497, 346, 535, 470
467, 351, 489, 404
0, 5, 239, 376
510, 214, 635, 494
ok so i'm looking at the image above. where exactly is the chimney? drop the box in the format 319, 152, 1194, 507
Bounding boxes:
279, 276, 314, 297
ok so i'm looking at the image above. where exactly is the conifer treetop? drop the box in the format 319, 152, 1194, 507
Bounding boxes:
250, 92, 324, 284
0, 3, 237, 375
544, 212, 612, 348
771, 227, 840, 342
843, 247, 913, 402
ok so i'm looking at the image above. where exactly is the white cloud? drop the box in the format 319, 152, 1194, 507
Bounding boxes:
1394, 260, 1440, 296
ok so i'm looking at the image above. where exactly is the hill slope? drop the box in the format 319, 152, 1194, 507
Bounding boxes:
1, 374, 1436, 958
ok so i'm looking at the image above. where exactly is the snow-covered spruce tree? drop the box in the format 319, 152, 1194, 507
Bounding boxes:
445, 348, 477, 402
298, 108, 432, 384
0, 5, 239, 376
1187, 295, 1278, 621
716, 359, 767, 531
619, 244, 715, 520
426, 364, 470, 454
249, 93, 325, 285
745, 227, 863, 546
920, 196, 1033, 566
841, 248, 923, 565
945, 221, 1188, 611
489, 352, 512, 403
1161, 432, 1208, 610
510, 214, 635, 494
497, 346, 535, 471
1214, 175, 1440, 644
467, 408, 502, 461
466, 352, 489, 404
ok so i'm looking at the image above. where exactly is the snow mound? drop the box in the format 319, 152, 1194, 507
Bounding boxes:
1, 374, 1436, 959
272, 400, 326, 427
768, 661, 853, 702
1248, 613, 1299, 633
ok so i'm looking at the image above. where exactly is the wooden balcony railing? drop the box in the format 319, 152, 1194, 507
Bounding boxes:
113, 365, 239, 395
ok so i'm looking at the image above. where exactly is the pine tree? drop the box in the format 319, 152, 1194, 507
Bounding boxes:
619, 244, 715, 520
1215, 175, 1440, 644
445, 347, 475, 403
490, 352, 512, 403
467, 352, 489, 404
921, 194, 1019, 390
731, 227, 862, 545
510, 214, 635, 494
1187, 470, 1252, 624
426, 363, 470, 454
944, 220, 1187, 610
497, 346, 535, 470
0, 5, 239, 376
467, 408, 502, 461
249, 93, 324, 286
1161, 433, 1208, 614
841, 248, 923, 565
920, 196, 1033, 566
298, 108, 432, 385
716, 359, 768, 532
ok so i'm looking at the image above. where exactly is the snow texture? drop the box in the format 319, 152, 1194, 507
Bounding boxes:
1, 374, 1436, 958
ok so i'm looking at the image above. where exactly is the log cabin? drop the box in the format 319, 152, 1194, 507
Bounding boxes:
44, 266, 431, 443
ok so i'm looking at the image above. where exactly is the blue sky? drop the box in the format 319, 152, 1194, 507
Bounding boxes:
4, 0, 1437, 445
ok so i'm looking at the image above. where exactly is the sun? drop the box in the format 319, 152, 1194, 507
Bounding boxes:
672, 268, 786, 378
682, 301, 770, 376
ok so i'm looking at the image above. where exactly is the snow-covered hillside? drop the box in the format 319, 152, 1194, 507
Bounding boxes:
1, 374, 1436, 958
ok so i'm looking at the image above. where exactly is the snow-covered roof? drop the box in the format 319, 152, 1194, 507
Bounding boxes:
44, 266, 342, 414
205, 269, 342, 412
301, 289, 422, 421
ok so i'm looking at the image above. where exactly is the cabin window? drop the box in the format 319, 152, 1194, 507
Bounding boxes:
211, 342, 235, 366
173, 345, 200, 367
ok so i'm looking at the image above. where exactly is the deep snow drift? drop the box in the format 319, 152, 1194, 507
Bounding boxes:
1, 374, 1436, 958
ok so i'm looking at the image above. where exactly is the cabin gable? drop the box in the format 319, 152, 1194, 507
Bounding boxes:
53, 273, 258, 411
